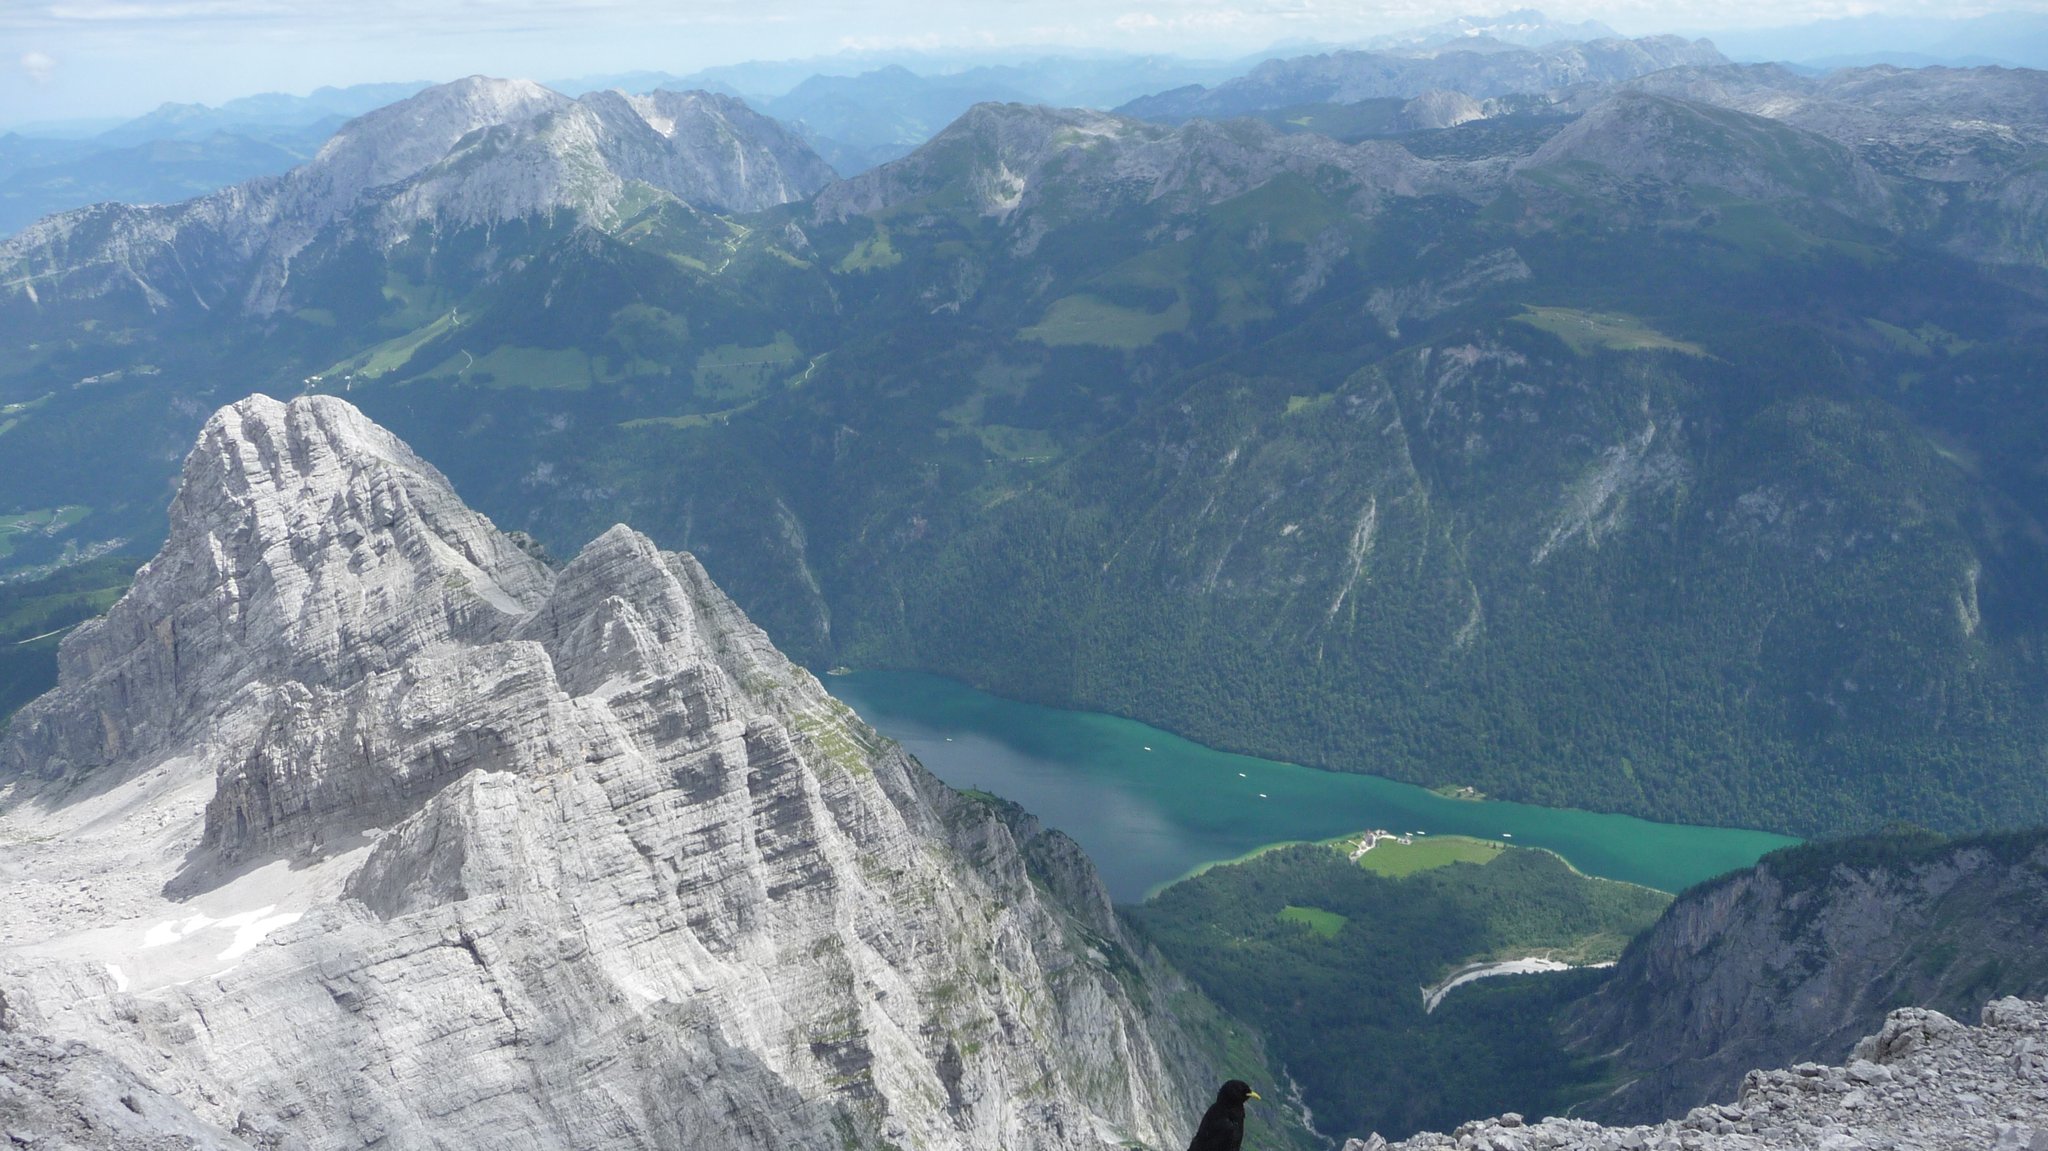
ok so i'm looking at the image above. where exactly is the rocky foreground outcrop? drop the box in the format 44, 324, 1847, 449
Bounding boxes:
1356, 996, 2048, 1151
0, 394, 1229, 1150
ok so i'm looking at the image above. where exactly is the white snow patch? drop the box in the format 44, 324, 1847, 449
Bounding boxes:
141, 918, 195, 948
139, 905, 304, 963
14, 850, 367, 996
219, 910, 304, 961
615, 975, 664, 1005
105, 963, 128, 992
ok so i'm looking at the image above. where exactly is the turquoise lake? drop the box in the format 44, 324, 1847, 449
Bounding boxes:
828, 670, 1800, 903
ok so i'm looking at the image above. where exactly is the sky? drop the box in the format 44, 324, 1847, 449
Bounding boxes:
1, 0, 2044, 126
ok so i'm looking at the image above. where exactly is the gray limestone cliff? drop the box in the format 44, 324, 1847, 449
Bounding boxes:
0, 394, 1230, 1150
1561, 832, 2048, 1127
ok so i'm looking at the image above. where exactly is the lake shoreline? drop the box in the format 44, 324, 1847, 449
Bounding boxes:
827, 668, 1801, 901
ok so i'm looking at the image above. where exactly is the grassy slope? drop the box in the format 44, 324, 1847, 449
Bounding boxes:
1352, 835, 1507, 878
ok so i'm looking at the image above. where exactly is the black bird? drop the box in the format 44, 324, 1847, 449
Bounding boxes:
1186, 1079, 1261, 1151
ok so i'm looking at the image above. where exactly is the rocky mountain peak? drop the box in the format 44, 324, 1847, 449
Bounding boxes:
308, 76, 572, 199
582, 87, 838, 210
810, 101, 1148, 221
0, 395, 1222, 1151
1400, 89, 1489, 130
321, 77, 835, 233
0, 76, 836, 316
2, 394, 549, 790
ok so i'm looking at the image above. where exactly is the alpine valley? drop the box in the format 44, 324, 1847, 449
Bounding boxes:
5, 28, 2048, 1148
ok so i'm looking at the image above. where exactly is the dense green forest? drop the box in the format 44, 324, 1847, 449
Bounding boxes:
0, 556, 138, 727
1128, 839, 1669, 1140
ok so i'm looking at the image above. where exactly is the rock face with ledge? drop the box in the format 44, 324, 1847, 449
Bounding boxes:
0, 394, 1222, 1150
1358, 996, 2048, 1151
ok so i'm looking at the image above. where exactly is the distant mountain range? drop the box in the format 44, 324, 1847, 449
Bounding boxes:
93, 83, 433, 145
559, 56, 1252, 175
12, 7, 2042, 217
0, 82, 430, 236
759, 40, 1721, 174
1118, 35, 1726, 122
551, 52, 1248, 105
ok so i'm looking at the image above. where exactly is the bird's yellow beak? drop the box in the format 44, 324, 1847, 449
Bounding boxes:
1247, 1091, 1262, 1101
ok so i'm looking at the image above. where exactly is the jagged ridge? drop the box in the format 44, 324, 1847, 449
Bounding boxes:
0, 394, 1230, 1151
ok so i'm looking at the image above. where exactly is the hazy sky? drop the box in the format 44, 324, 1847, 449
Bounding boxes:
0, 0, 2039, 125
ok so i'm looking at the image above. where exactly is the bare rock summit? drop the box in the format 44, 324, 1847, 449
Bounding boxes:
0, 394, 1215, 1150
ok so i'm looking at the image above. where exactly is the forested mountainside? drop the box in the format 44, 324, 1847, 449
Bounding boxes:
5, 64, 2048, 840
1130, 838, 1667, 1139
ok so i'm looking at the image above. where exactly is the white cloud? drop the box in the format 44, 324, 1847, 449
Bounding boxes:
20, 50, 57, 82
